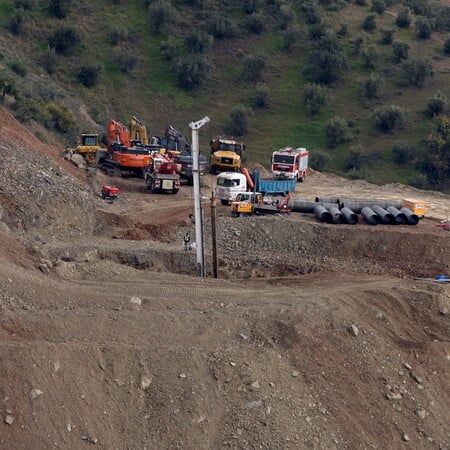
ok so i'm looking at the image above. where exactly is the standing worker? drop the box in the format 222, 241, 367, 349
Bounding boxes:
183, 232, 191, 251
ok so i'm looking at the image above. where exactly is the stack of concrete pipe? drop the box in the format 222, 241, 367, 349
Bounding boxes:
288, 196, 419, 225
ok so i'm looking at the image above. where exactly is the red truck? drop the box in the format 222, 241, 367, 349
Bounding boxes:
271, 147, 309, 182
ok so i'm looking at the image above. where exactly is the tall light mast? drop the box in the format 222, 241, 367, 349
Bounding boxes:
189, 116, 210, 277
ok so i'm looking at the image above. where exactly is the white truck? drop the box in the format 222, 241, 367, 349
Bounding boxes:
215, 172, 247, 205
215, 170, 297, 205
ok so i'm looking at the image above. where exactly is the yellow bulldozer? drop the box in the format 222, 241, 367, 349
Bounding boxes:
73, 133, 103, 165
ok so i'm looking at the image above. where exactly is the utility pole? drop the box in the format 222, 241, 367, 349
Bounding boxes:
189, 116, 210, 277
210, 190, 218, 278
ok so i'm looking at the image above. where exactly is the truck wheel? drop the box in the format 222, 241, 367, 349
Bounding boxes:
298, 173, 305, 182
232, 211, 240, 217
172, 189, 179, 194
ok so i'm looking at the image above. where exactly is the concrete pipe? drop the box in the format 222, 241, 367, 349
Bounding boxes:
341, 207, 358, 225
361, 207, 379, 225
372, 205, 395, 224
386, 206, 407, 224
400, 207, 419, 225
289, 199, 317, 213
314, 205, 332, 223
315, 196, 340, 204
339, 199, 403, 213
327, 206, 344, 224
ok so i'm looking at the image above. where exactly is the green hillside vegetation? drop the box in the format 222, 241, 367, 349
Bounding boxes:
0, 0, 449, 191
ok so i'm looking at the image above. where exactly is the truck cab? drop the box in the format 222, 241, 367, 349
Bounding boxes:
271, 147, 308, 181
209, 138, 244, 174
215, 172, 247, 205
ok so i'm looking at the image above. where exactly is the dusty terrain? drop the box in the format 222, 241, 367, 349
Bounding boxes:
0, 106, 449, 449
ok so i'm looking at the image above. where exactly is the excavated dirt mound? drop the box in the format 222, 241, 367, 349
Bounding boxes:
0, 106, 449, 449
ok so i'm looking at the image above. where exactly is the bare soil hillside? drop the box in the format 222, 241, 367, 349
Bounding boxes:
0, 107, 449, 450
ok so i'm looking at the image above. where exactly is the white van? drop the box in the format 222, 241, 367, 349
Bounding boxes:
215, 172, 247, 205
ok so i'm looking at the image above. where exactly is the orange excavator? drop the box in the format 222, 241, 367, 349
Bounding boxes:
96, 119, 154, 177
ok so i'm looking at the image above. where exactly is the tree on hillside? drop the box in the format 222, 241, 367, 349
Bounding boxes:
306, 30, 347, 85
325, 116, 348, 148
8, 9, 26, 35
227, 105, 251, 136
172, 54, 211, 90
303, 82, 328, 114
185, 31, 213, 54
372, 105, 407, 133
425, 92, 448, 117
360, 73, 384, 101
48, 0, 71, 19
242, 54, 266, 83
206, 13, 237, 38
392, 41, 409, 63
395, 7, 411, 28
402, 57, 433, 87
415, 16, 433, 40
48, 26, 80, 56
418, 114, 450, 185
148, 0, 178, 33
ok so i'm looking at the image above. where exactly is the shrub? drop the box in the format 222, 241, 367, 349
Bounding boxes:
283, 24, 302, 50
148, 0, 178, 33
301, 0, 321, 25
160, 38, 178, 60
395, 7, 411, 28
45, 102, 76, 134
244, 13, 265, 34
15, 0, 35, 9
48, 0, 71, 19
8, 9, 25, 35
408, 173, 429, 189
309, 150, 330, 170
227, 105, 250, 136
242, 54, 266, 83
392, 41, 409, 63
372, 105, 406, 133
171, 54, 211, 90
77, 65, 100, 87
353, 32, 368, 56
115, 52, 138, 74
325, 116, 348, 148
415, 16, 433, 40
370, 0, 386, 15
48, 26, 80, 56
344, 150, 362, 171
39, 48, 57, 74
253, 83, 270, 108
337, 22, 348, 37
392, 142, 415, 164
242, 0, 261, 14
0, 78, 16, 101
444, 38, 450, 55
425, 92, 448, 117
360, 45, 378, 69
277, 4, 296, 29
379, 27, 394, 45
356, 0, 367, 5
361, 74, 384, 100
362, 13, 377, 32
108, 28, 130, 46
9, 59, 27, 77
303, 82, 328, 114
206, 13, 236, 39
307, 31, 348, 85
402, 57, 433, 87
185, 31, 213, 54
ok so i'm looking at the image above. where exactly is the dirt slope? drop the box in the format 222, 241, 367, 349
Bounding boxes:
0, 107, 449, 449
